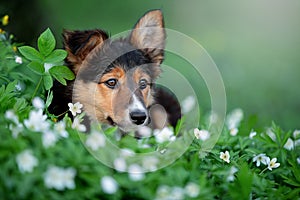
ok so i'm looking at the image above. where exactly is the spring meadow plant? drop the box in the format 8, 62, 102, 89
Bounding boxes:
1, 17, 300, 199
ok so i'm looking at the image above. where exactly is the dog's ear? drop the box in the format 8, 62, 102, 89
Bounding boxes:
63, 29, 108, 68
129, 10, 165, 65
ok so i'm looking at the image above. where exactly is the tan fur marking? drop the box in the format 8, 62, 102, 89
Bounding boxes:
97, 67, 126, 123
73, 80, 106, 122
73, 67, 127, 124
100, 67, 125, 83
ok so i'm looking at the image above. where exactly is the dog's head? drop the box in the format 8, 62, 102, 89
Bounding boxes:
63, 10, 166, 132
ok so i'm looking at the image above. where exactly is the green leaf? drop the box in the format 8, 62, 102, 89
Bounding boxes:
104, 126, 118, 136
38, 28, 56, 57
43, 74, 53, 90
44, 49, 67, 63
6, 80, 18, 93
52, 73, 67, 85
45, 90, 53, 108
14, 98, 28, 112
18, 46, 43, 62
49, 66, 75, 80
288, 159, 300, 182
0, 75, 10, 83
49, 66, 75, 86
27, 62, 45, 74
283, 178, 300, 187
229, 163, 253, 200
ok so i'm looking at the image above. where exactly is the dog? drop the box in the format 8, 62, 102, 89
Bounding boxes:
50, 10, 181, 132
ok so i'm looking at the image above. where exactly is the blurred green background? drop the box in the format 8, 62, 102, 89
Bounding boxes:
1, 0, 300, 129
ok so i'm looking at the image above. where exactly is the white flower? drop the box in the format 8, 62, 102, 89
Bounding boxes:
156, 186, 184, 200
156, 185, 170, 200
44, 166, 64, 190
68, 102, 83, 116
184, 182, 200, 198
16, 150, 38, 173
42, 131, 58, 148
181, 96, 196, 114
44, 166, 76, 190
227, 166, 238, 182
137, 126, 152, 138
5, 109, 19, 124
220, 151, 230, 163
128, 164, 145, 181
252, 153, 268, 167
194, 128, 210, 141
284, 138, 294, 150
113, 157, 127, 172
15, 81, 23, 91
295, 139, 300, 147
142, 156, 159, 171
140, 144, 151, 148
266, 157, 280, 171
226, 108, 243, 129
170, 187, 185, 200
44, 63, 54, 72
32, 96, 45, 110
169, 135, 176, 142
266, 128, 276, 141
62, 168, 77, 189
208, 111, 219, 125
15, 56, 23, 64
54, 121, 69, 138
85, 131, 106, 150
154, 127, 175, 143
24, 109, 49, 132
293, 130, 300, 146
293, 130, 300, 139
9, 123, 23, 138
101, 176, 118, 194
229, 128, 238, 136
120, 148, 135, 157
138, 140, 151, 149
249, 131, 257, 139
72, 116, 86, 132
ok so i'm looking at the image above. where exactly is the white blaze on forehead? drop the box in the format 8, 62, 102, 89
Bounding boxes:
130, 95, 146, 111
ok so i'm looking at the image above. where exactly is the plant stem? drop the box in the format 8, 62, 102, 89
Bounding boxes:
259, 167, 268, 175
57, 110, 69, 118
31, 76, 42, 100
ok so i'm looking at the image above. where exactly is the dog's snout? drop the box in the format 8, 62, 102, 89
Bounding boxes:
130, 111, 147, 125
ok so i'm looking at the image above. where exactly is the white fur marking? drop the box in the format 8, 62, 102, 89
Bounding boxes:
130, 95, 146, 112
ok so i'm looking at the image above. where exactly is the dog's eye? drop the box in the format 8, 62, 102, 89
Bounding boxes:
139, 79, 148, 90
105, 79, 118, 89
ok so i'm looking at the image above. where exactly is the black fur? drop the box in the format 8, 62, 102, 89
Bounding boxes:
49, 79, 73, 118
79, 39, 157, 83
153, 85, 181, 128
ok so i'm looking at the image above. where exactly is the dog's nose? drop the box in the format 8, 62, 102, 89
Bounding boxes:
130, 111, 147, 125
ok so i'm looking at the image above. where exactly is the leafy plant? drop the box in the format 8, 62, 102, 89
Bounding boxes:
18, 28, 74, 92
0, 25, 300, 200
